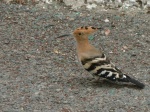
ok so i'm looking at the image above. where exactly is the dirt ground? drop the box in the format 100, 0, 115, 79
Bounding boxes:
0, 1, 150, 112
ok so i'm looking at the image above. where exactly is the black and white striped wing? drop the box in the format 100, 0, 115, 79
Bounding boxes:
81, 54, 145, 88
81, 54, 125, 81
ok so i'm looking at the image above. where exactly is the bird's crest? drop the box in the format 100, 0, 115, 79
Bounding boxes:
73, 26, 99, 36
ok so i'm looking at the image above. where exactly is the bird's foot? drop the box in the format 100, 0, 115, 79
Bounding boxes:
89, 77, 100, 83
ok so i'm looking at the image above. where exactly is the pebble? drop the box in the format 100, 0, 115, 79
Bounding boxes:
56, 88, 61, 92
3, 39, 10, 44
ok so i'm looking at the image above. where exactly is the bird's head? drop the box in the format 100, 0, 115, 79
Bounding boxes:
73, 26, 101, 41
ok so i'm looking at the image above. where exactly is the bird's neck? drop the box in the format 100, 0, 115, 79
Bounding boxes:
76, 38, 93, 52
75, 36, 101, 61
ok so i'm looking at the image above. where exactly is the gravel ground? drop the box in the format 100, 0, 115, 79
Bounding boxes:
3, 0, 150, 11
0, 2, 150, 112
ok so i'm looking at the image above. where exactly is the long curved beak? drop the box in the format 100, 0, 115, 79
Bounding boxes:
56, 34, 71, 38
97, 27, 103, 30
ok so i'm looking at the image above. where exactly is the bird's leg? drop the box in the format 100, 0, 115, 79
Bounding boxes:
90, 76, 100, 83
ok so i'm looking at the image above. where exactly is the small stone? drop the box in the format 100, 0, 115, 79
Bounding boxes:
56, 89, 61, 92
86, 3, 97, 9
131, 54, 136, 56
3, 39, 10, 44
104, 18, 109, 23
105, 29, 111, 36
63, 101, 69, 104
109, 51, 114, 54
122, 45, 128, 50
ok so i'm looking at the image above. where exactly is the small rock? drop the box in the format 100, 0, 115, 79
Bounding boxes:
109, 51, 114, 54
105, 29, 111, 36
104, 18, 109, 23
131, 54, 137, 56
86, 3, 97, 9
56, 89, 61, 92
3, 39, 10, 44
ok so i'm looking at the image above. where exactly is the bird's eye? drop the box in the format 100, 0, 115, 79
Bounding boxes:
91, 27, 96, 29
78, 33, 82, 35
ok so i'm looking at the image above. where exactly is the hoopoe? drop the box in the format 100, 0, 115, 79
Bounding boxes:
73, 26, 145, 89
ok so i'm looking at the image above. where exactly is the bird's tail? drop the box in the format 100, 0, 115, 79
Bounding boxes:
116, 74, 145, 89
113, 67, 145, 88
126, 75, 145, 89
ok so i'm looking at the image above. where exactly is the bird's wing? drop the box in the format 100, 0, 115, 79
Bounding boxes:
81, 53, 125, 81
81, 53, 145, 88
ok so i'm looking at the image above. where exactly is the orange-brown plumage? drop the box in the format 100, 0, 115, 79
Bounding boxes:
73, 26, 103, 61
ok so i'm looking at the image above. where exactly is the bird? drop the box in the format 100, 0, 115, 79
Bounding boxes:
73, 26, 145, 89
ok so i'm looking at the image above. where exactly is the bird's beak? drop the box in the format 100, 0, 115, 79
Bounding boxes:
97, 27, 103, 30
56, 34, 71, 38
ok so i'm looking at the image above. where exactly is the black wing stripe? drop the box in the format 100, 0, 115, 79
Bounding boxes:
101, 53, 105, 58
95, 68, 117, 75
81, 57, 98, 65
85, 63, 96, 71
81, 56, 100, 65
101, 72, 109, 77
105, 74, 116, 80
85, 62, 109, 71
81, 53, 106, 65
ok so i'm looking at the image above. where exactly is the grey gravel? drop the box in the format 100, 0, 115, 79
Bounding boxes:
0, 1, 150, 112
2, 0, 150, 11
